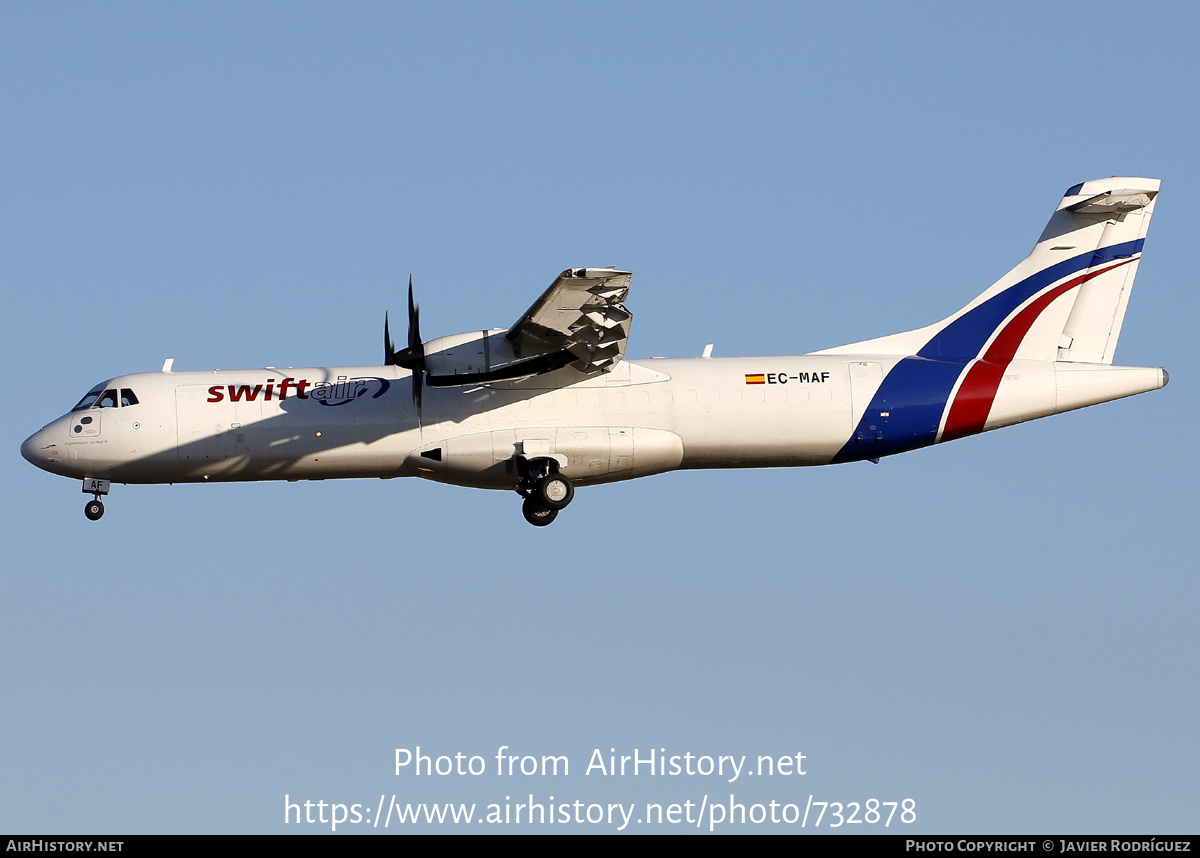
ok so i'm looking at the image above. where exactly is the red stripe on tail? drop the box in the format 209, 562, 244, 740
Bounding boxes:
941, 258, 1136, 442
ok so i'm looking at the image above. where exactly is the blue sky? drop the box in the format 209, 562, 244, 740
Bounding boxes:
3, 2, 1196, 833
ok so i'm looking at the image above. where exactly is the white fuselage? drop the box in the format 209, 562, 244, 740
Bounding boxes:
20, 354, 1165, 493
20, 178, 1172, 520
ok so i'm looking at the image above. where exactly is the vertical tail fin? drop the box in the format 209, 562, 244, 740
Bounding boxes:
816, 177, 1159, 362
1053, 180, 1158, 363
826, 178, 1161, 461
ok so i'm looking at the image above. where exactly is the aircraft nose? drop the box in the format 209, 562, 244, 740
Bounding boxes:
21, 431, 41, 464
21, 429, 51, 470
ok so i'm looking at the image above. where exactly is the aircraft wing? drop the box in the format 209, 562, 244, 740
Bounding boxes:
506, 267, 633, 373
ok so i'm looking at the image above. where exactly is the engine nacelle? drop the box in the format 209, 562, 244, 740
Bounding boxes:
422, 329, 525, 379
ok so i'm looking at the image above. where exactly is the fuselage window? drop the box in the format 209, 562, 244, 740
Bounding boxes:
71, 384, 107, 412
120, 389, 139, 407
97, 389, 118, 408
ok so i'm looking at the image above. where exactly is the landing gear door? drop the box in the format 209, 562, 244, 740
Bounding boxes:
554, 427, 611, 479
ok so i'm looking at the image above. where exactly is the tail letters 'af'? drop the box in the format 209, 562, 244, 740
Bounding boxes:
22, 177, 1168, 526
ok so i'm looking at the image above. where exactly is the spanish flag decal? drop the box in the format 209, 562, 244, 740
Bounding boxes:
745, 374, 765, 385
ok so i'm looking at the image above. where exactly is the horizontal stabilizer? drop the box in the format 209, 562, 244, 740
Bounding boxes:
1065, 189, 1156, 215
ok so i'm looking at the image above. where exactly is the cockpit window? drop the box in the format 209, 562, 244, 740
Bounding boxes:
97, 389, 118, 408
120, 389, 139, 407
71, 383, 107, 412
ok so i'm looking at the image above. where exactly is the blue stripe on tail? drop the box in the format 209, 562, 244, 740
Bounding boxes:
832, 239, 1144, 464
918, 240, 1143, 360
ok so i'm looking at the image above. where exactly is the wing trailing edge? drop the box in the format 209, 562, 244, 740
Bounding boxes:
507, 267, 633, 373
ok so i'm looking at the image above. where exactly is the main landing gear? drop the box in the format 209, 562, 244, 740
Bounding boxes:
521, 495, 558, 526
517, 459, 575, 527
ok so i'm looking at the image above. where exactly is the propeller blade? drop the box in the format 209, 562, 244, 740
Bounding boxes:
384, 311, 395, 366
392, 275, 426, 370
407, 275, 422, 353
403, 275, 424, 429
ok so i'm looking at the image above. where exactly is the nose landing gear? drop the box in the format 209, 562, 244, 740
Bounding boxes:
516, 458, 574, 527
81, 477, 110, 521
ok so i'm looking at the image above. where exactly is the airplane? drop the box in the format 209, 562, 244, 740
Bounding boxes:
21, 177, 1168, 527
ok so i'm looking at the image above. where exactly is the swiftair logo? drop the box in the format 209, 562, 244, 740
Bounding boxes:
309, 376, 391, 407
207, 376, 391, 406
